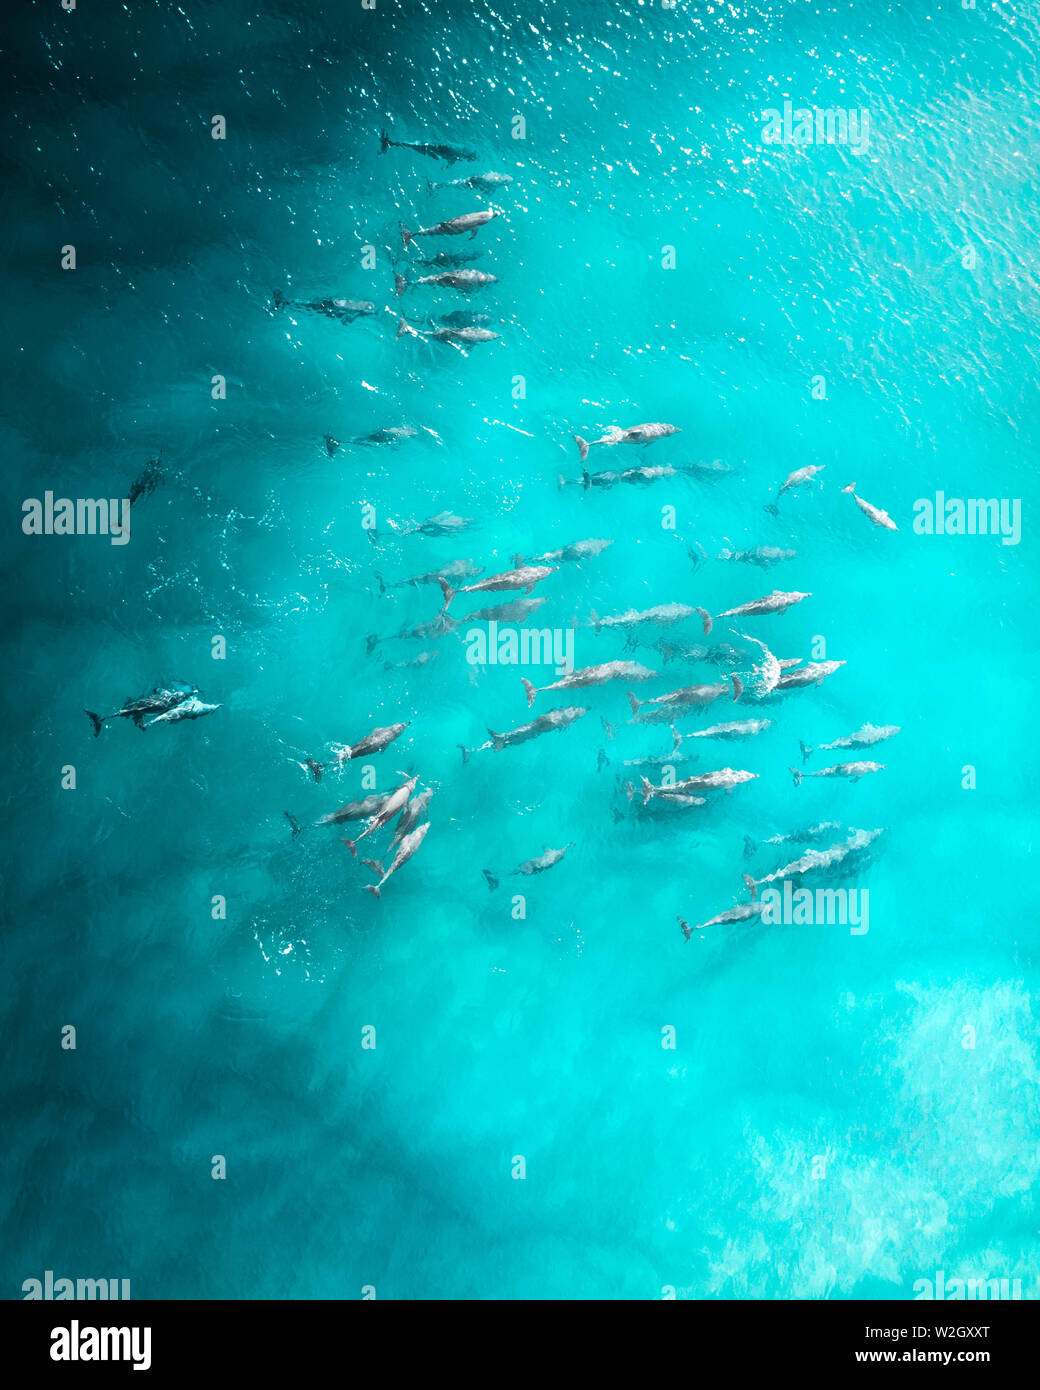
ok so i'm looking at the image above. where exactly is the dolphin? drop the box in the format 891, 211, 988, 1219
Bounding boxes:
843, 483, 898, 530
380, 130, 476, 163
397, 317, 501, 346
697, 591, 811, 635
483, 842, 574, 891
388, 787, 433, 851
384, 651, 439, 671
521, 662, 656, 708
463, 596, 547, 623
394, 269, 499, 294
363, 820, 431, 899
459, 705, 588, 762
284, 792, 391, 839
429, 171, 513, 192
376, 559, 483, 593
743, 822, 844, 858
627, 676, 742, 724
302, 722, 410, 782
773, 660, 845, 692
790, 761, 885, 786
717, 545, 797, 567
367, 613, 457, 652
800, 724, 901, 763
388, 511, 475, 537
766, 464, 825, 513
343, 776, 419, 858
400, 210, 499, 247
626, 780, 705, 809
518, 538, 614, 566
439, 564, 556, 608
145, 696, 221, 726
84, 682, 197, 736
572, 422, 680, 463
272, 292, 377, 322
352, 426, 420, 446
641, 768, 757, 802
680, 901, 765, 933
742, 827, 886, 897
589, 602, 703, 634
686, 717, 772, 741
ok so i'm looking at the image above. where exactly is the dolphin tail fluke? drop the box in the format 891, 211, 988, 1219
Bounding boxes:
764, 502, 779, 517
743, 835, 756, 859
790, 768, 803, 787
272, 289, 287, 311
641, 776, 654, 806
458, 744, 470, 764
488, 729, 506, 752
601, 716, 616, 741
364, 884, 381, 899
626, 692, 641, 717
581, 468, 592, 491
731, 674, 744, 702
521, 677, 536, 708
670, 725, 682, 752
800, 740, 812, 764
624, 780, 636, 803
374, 571, 387, 594
306, 758, 323, 783
394, 273, 407, 297
597, 749, 609, 771
742, 872, 758, 901
842, 482, 856, 494
557, 474, 567, 491
426, 178, 436, 194
366, 634, 379, 655
285, 811, 303, 839
678, 916, 692, 942
380, 130, 392, 153
590, 609, 601, 636
85, 710, 104, 737
482, 869, 499, 891
395, 315, 410, 339
362, 858, 384, 877
342, 838, 359, 858
573, 435, 590, 463
438, 579, 455, 610
400, 225, 414, 249
696, 606, 713, 635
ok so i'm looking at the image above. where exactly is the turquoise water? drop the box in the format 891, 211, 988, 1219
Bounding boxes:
4, 0, 1039, 1300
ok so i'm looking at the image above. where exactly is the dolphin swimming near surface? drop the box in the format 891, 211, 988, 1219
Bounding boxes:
343, 776, 418, 858
400, 209, 499, 247
843, 483, 898, 530
284, 792, 392, 839
742, 827, 886, 897
363, 820, 431, 899
303, 722, 410, 782
395, 269, 499, 295
521, 661, 656, 707
439, 564, 556, 608
800, 724, 900, 763
572, 422, 680, 463
483, 843, 574, 890
376, 559, 484, 593
697, 590, 811, 635
428, 171, 514, 192
790, 761, 885, 786
144, 696, 221, 727
641, 768, 758, 802
680, 901, 766, 934
459, 706, 588, 762
717, 545, 797, 567
766, 464, 825, 513
380, 130, 476, 163
84, 682, 197, 736
772, 660, 845, 692
397, 316, 501, 345
627, 676, 742, 724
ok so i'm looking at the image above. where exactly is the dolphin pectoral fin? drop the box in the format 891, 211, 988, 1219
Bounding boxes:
482, 869, 499, 891
85, 710, 104, 737
742, 873, 758, 901
696, 607, 713, 636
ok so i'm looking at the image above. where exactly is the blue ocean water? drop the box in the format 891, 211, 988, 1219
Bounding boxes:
3, 0, 1039, 1300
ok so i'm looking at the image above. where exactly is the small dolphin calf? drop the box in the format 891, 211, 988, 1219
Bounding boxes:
800, 724, 900, 763
145, 696, 221, 727
573, 423, 680, 463
687, 717, 771, 741
401, 210, 499, 247
380, 130, 476, 163
483, 843, 574, 890
521, 662, 656, 707
642, 768, 757, 802
85, 682, 197, 736
344, 776, 419, 857
388, 510, 475, 538
743, 822, 844, 857
790, 761, 885, 786
698, 590, 811, 635
395, 270, 499, 295
557, 464, 678, 490
627, 677, 742, 724
459, 705, 588, 762
843, 483, 898, 530
440, 564, 556, 608
429, 171, 513, 192
363, 820, 431, 899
